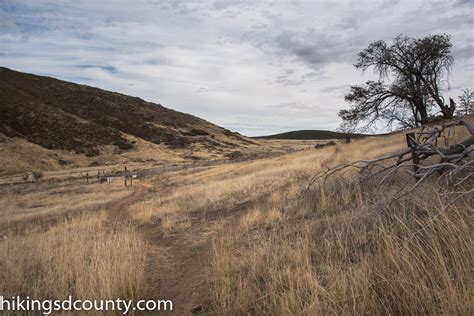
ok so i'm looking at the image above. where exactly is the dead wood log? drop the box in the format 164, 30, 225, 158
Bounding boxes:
305, 119, 474, 196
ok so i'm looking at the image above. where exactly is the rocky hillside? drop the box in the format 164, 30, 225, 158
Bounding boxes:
0, 67, 260, 174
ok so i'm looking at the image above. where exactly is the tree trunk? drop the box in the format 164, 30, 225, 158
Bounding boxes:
419, 106, 429, 124
413, 96, 428, 125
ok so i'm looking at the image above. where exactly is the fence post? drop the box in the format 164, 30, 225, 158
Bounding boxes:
406, 132, 420, 173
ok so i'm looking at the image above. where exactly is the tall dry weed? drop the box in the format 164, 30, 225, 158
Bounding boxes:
0, 212, 147, 301
212, 176, 473, 315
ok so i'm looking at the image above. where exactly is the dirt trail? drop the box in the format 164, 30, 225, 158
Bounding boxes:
104, 180, 255, 315
143, 227, 214, 314
104, 185, 147, 226
142, 200, 256, 315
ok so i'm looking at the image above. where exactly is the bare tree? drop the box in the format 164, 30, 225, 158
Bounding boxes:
457, 88, 474, 116
340, 34, 455, 131
337, 120, 356, 143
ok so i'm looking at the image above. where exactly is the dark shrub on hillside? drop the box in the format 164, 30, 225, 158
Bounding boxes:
183, 128, 210, 136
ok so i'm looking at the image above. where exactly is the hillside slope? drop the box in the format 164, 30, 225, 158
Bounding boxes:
0, 67, 260, 174
255, 130, 366, 140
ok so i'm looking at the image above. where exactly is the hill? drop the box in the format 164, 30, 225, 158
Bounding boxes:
0, 67, 261, 174
255, 130, 366, 140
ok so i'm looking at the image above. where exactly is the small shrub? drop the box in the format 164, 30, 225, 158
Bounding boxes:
113, 139, 134, 150
183, 128, 209, 136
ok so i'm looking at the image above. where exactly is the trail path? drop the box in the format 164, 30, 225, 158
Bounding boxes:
104, 180, 255, 315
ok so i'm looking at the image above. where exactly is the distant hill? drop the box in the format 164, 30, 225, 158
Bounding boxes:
0, 67, 260, 174
254, 130, 366, 140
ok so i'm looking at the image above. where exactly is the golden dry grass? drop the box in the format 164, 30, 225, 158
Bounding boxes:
0, 212, 147, 301
212, 179, 473, 315
0, 116, 472, 314
0, 180, 148, 308
128, 148, 326, 238
239, 205, 283, 232
129, 125, 410, 232
0, 182, 129, 235
210, 118, 474, 315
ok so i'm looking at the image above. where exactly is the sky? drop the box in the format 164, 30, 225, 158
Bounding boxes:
1, 0, 473, 136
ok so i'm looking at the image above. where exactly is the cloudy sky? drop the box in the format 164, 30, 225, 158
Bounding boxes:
1, 0, 473, 135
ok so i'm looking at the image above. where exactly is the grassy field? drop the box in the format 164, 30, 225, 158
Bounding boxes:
0, 120, 472, 314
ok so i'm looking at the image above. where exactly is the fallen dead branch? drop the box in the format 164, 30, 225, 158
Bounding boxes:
305, 119, 474, 197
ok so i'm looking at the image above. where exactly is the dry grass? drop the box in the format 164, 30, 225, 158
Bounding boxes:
0, 212, 147, 301
129, 148, 326, 238
0, 179, 148, 307
1, 116, 472, 314
132, 198, 192, 236
211, 118, 474, 315
130, 146, 332, 221
0, 182, 129, 235
240, 206, 283, 232
212, 178, 473, 315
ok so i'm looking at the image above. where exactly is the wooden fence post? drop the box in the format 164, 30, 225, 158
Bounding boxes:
124, 166, 128, 186
406, 132, 420, 173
